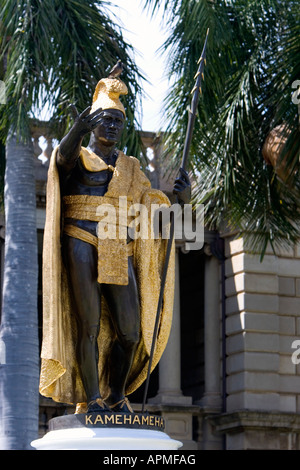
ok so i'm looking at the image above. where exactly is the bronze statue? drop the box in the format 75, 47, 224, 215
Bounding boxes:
39, 69, 190, 414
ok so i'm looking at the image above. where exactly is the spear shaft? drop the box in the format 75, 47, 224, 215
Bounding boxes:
181, 28, 209, 171
141, 29, 209, 413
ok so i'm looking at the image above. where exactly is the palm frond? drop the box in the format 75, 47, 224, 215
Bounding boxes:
0, 0, 145, 157
143, 0, 300, 255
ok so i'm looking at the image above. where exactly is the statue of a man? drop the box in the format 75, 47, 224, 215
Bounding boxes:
39, 73, 190, 414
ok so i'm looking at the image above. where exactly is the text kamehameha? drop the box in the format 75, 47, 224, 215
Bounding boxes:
85, 412, 164, 429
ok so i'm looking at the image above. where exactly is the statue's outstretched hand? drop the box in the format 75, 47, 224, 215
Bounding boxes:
69, 105, 103, 138
173, 168, 191, 206
58, 105, 103, 166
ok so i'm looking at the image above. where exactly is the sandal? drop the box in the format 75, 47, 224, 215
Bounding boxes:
110, 397, 134, 413
87, 398, 111, 413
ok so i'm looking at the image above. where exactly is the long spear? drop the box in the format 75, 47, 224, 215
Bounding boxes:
141, 29, 209, 413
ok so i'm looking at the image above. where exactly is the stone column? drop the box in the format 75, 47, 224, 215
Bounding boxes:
195, 246, 223, 450
148, 249, 197, 450
198, 251, 222, 409
149, 249, 191, 405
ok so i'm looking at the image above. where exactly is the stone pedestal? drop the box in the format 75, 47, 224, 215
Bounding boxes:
31, 412, 182, 450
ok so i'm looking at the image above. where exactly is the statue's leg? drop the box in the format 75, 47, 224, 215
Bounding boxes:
102, 256, 140, 411
62, 235, 109, 410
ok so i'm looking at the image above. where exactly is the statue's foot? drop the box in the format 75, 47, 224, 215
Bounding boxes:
87, 398, 111, 413
110, 397, 134, 413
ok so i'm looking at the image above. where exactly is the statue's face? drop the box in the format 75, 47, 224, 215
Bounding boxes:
93, 109, 125, 145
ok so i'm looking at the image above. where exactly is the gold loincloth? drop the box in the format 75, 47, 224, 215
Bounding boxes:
63, 223, 134, 257
62, 193, 135, 285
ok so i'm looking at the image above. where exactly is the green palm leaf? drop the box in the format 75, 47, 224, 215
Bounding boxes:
143, 0, 300, 256
0, 0, 145, 156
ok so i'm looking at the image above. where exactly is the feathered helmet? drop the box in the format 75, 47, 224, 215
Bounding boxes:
90, 78, 128, 117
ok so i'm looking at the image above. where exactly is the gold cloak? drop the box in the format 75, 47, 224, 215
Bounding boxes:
39, 147, 175, 407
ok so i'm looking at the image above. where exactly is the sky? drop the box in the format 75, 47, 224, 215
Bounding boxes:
37, 0, 169, 159
109, 0, 169, 132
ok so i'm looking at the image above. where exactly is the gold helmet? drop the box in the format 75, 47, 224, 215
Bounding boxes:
91, 78, 128, 117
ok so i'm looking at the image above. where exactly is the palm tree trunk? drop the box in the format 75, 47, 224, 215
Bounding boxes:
0, 134, 39, 450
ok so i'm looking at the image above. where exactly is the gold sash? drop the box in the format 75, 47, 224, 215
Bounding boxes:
63, 195, 134, 285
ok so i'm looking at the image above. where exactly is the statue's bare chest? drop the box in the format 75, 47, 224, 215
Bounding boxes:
65, 160, 114, 196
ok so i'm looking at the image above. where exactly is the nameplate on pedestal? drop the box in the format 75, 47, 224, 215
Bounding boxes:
49, 412, 165, 432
